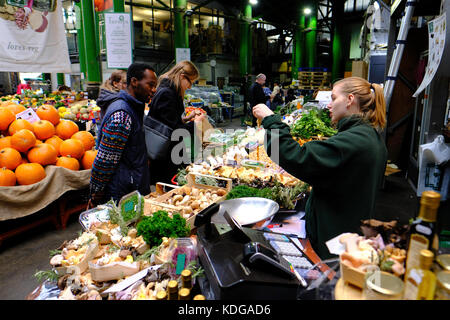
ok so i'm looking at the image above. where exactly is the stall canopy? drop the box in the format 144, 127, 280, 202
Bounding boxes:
0, 0, 71, 73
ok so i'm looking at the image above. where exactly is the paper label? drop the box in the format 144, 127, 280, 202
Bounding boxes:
15, 108, 40, 123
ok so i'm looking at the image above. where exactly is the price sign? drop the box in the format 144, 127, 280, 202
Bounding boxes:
104, 13, 133, 69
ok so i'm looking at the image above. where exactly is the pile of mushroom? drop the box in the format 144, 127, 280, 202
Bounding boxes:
163, 186, 227, 219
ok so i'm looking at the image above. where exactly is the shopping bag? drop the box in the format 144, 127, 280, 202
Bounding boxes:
417, 135, 450, 200
143, 115, 173, 161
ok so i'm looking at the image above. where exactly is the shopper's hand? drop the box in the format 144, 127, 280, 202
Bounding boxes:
253, 103, 274, 120
182, 112, 197, 123
194, 112, 206, 123
87, 191, 105, 210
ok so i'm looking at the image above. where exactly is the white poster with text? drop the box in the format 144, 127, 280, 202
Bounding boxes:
104, 12, 133, 69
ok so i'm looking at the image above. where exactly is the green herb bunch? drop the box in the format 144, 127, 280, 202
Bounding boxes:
290, 108, 337, 139
136, 211, 190, 248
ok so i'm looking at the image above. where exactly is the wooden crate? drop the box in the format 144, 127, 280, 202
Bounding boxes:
144, 173, 232, 229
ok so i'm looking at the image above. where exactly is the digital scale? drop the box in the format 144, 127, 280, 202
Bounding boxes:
194, 203, 331, 300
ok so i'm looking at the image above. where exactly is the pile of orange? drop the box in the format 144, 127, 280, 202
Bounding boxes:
0, 104, 97, 186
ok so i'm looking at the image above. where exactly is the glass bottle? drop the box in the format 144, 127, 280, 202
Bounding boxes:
167, 280, 178, 300
405, 191, 440, 273
178, 288, 191, 300
156, 290, 167, 300
403, 249, 437, 300
181, 269, 192, 289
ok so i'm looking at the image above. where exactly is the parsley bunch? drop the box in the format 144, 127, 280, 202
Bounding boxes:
290, 108, 337, 139
136, 211, 190, 248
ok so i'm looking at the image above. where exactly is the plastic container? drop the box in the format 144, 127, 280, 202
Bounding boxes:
118, 191, 144, 225
241, 159, 266, 169
169, 237, 198, 277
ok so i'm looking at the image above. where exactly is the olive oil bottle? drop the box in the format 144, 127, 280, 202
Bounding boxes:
403, 249, 437, 300
405, 190, 440, 273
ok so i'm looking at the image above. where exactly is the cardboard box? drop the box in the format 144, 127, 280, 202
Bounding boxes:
351, 60, 368, 79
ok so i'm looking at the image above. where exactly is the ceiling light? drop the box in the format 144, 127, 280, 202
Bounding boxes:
304, 8, 312, 15
249, 0, 258, 5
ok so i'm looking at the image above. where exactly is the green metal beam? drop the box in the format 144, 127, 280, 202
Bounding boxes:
174, 0, 187, 50
80, 0, 102, 98
75, 1, 87, 79
305, 2, 318, 68
57, 73, 65, 86
239, 4, 251, 76
113, 0, 125, 12
292, 11, 306, 80
332, 0, 345, 82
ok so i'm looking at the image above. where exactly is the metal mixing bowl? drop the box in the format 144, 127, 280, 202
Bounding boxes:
216, 197, 279, 229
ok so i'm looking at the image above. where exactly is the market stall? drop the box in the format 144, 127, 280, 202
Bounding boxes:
0, 89, 99, 242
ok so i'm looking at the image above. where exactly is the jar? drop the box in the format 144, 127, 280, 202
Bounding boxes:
435, 271, 450, 300
363, 271, 404, 300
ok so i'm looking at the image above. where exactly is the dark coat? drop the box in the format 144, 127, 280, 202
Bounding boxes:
97, 90, 150, 201
248, 82, 268, 108
147, 78, 194, 184
262, 114, 387, 259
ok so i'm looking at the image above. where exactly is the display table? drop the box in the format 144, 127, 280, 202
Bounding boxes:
0, 166, 91, 246
334, 278, 364, 300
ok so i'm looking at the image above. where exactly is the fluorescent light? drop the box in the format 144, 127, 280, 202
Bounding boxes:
249, 0, 258, 5
304, 8, 312, 15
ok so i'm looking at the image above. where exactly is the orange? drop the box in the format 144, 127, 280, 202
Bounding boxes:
5, 104, 26, 115
10, 129, 36, 153
0, 168, 16, 186
15, 163, 46, 185
56, 156, 80, 171
0, 147, 22, 170
0, 136, 12, 149
59, 138, 85, 159
71, 131, 95, 151
36, 105, 60, 126
55, 120, 79, 140
81, 149, 97, 169
45, 135, 63, 156
32, 120, 55, 140
8, 119, 34, 136
27, 143, 58, 166
0, 108, 16, 131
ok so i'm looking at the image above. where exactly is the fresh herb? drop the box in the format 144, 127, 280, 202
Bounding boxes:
136, 246, 161, 261
186, 260, 205, 279
49, 249, 62, 258
136, 211, 190, 248
34, 270, 60, 283
226, 182, 309, 209
107, 199, 129, 236
290, 108, 337, 139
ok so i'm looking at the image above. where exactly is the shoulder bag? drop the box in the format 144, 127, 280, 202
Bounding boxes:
143, 115, 173, 160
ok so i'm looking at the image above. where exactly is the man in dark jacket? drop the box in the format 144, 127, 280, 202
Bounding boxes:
88, 63, 158, 206
248, 74, 269, 126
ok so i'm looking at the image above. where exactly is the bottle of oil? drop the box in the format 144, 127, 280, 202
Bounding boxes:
167, 280, 179, 300
403, 249, 437, 300
156, 290, 167, 300
178, 288, 191, 300
181, 269, 192, 290
405, 190, 440, 273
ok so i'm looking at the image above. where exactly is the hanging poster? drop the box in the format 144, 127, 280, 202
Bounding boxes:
0, 0, 71, 73
104, 12, 133, 69
413, 13, 447, 98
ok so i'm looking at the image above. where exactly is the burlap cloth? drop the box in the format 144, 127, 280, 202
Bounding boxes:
0, 165, 91, 221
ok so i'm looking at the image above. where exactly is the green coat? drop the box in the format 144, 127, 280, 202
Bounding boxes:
262, 114, 387, 259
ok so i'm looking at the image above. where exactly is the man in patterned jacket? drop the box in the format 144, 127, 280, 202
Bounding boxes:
88, 63, 158, 206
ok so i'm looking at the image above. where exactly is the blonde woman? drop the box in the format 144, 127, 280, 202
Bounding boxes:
147, 60, 205, 184
253, 76, 388, 259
